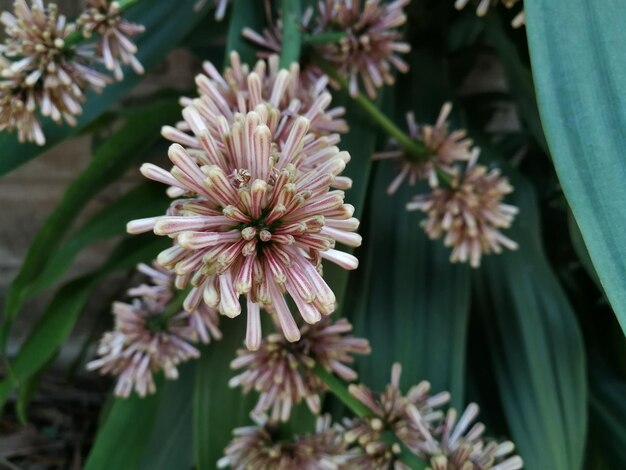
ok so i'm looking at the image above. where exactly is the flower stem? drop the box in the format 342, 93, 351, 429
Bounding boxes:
312, 364, 370, 417
312, 364, 427, 470
279, 0, 303, 68
381, 431, 428, 470
312, 56, 429, 160
64, 0, 143, 49
312, 55, 454, 188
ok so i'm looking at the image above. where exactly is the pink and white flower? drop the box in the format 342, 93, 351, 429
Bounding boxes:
128, 54, 360, 349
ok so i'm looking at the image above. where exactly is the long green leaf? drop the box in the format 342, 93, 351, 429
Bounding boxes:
474, 172, 587, 470
138, 362, 196, 470
0, 234, 169, 411
0, 101, 179, 351
224, 0, 266, 66
0, 1, 212, 176
525, 1, 626, 335
85, 385, 162, 470
193, 318, 257, 469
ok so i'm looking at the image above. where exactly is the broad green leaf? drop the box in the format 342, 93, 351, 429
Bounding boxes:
525, 1, 626, 335
0, 101, 180, 351
0, 234, 169, 412
279, 0, 303, 67
31, 182, 170, 294
85, 384, 162, 470
475, 172, 587, 470
0, 1, 212, 176
193, 317, 257, 469
225, 0, 266, 66
138, 362, 196, 470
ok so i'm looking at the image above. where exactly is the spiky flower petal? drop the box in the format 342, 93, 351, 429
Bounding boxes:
129, 54, 358, 348
77, 0, 145, 80
406, 151, 518, 267
218, 414, 353, 469
130, 262, 223, 345
374, 103, 474, 194
167, 51, 348, 140
229, 318, 370, 421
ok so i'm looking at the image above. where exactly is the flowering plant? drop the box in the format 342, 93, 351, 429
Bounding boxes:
0, 0, 624, 469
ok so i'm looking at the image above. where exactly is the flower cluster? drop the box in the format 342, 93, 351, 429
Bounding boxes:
222, 363, 523, 469
87, 262, 221, 397
377, 103, 518, 267
77, 0, 145, 80
313, 0, 411, 98
128, 52, 359, 349
345, 364, 522, 469
408, 402, 524, 470
343, 363, 450, 468
229, 318, 370, 421
406, 151, 519, 268
0, 0, 144, 145
455, 0, 525, 28
243, 0, 411, 98
218, 414, 353, 470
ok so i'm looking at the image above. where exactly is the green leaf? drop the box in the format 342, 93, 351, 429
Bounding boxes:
525, 1, 626, 335
0, 100, 180, 351
279, 0, 303, 67
0, 1, 212, 176
85, 385, 162, 470
474, 172, 587, 470
138, 362, 196, 470
0, 234, 169, 412
224, 0, 266, 66
31, 182, 170, 294
193, 317, 256, 469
